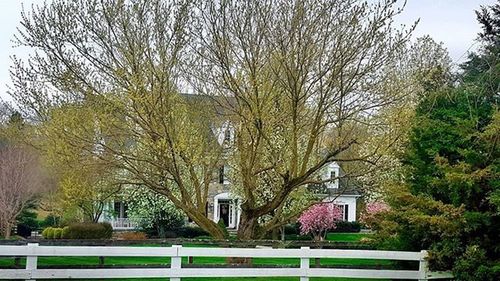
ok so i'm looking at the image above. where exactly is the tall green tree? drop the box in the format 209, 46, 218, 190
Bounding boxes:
374, 3, 500, 280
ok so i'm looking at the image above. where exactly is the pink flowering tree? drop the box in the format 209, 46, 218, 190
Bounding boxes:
359, 201, 390, 229
298, 203, 343, 241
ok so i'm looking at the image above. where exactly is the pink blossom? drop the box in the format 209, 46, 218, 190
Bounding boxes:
298, 203, 343, 241
359, 201, 390, 228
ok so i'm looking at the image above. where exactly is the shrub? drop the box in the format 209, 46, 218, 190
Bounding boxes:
175, 226, 209, 238
63, 223, 113, 239
217, 220, 229, 238
284, 223, 300, 235
329, 221, 362, 233
53, 228, 63, 239
119, 231, 147, 240
101, 222, 113, 239
40, 214, 60, 228
61, 226, 70, 239
453, 246, 500, 281
45, 227, 55, 239
41, 227, 51, 239
16, 209, 39, 238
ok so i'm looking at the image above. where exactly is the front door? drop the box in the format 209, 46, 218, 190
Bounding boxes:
218, 201, 230, 227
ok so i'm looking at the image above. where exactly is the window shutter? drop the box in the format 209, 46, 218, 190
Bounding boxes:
344, 204, 349, 221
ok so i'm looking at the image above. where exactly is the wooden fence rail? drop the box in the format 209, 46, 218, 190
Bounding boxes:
0, 243, 453, 280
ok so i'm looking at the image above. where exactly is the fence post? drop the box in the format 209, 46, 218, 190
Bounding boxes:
25, 243, 38, 281
170, 245, 182, 281
300, 246, 310, 281
419, 250, 429, 281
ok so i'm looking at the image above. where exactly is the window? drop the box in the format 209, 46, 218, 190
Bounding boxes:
330, 170, 338, 188
114, 202, 128, 218
224, 129, 231, 142
219, 166, 224, 184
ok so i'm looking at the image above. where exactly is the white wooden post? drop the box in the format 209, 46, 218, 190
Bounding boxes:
419, 250, 429, 281
300, 246, 310, 281
170, 245, 182, 281
25, 243, 38, 281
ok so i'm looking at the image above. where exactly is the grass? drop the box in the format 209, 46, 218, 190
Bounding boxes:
325, 233, 370, 242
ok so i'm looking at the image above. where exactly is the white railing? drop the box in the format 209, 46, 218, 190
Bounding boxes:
0, 243, 453, 280
109, 218, 139, 229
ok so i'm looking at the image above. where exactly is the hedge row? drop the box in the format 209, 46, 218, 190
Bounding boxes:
42, 223, 113, 239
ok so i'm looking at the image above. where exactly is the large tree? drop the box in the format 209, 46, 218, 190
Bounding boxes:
189, 0, 415, 238
10, 0, 414, 239
371, 2, 500, 280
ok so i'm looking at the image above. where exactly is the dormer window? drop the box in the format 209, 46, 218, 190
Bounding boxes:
224, 129, 231, 142
327, 163, 340, 189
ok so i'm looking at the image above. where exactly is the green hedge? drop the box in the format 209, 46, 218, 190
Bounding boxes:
42, 227, 62, 239
53, 228, 63, 239
62, 223, 113, 239
330, 221, 362, 233
42, 223, 113, 239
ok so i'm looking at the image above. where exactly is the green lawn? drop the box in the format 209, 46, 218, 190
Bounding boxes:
325, 233, 370, 242
0, 233, 390, 280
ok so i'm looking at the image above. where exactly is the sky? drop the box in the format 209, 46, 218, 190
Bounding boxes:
0, 0, 497, 102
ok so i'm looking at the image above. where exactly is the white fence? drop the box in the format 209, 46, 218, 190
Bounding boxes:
0, 243, 453, 280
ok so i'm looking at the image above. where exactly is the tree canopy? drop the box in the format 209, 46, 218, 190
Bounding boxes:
8, 0, 422, 239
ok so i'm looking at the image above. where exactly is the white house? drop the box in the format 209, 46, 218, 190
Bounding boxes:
208, 161, 360, 230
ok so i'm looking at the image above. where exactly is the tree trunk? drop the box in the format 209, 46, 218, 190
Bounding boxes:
4, 225, 12, 239
236, 212, 259, 240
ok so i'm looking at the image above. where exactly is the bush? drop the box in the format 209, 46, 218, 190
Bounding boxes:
16, 209, 39, 238
41, 227, 51, 239
44, 227, 55, 239
329, 221, 361, 233
217, 220, 229, 238
40, 214, 60, 228
175, 226, 209, 238
42, 227, 65, 239
62, 226, 70, 239
53, 228, 63, 239
453, 246, 500, 281
63, 223, 113, 239
285, 234, 312, 241
119, 232, 147, 240
284, 223, 300, 235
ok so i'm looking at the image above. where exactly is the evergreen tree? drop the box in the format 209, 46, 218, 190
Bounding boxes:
374, 2, 500, 280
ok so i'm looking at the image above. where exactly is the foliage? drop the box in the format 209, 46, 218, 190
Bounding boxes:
9, 0, 417, 240
372, 3, 500, 279
16, 208, 39, 238
62, 222, 113, 239
359, 202, 390, 229
217, 219, 229, 239
43, 227, 55, 239
329, 221, 362, 233
453, 246, 500, 281
53, 228, 63, 239
298, 203, 343, 241
124, 187, 185, 238
42, 227, 64, 239
118, 232, 147, 240
40, 215, 61, 228
171, 226, 209, 239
